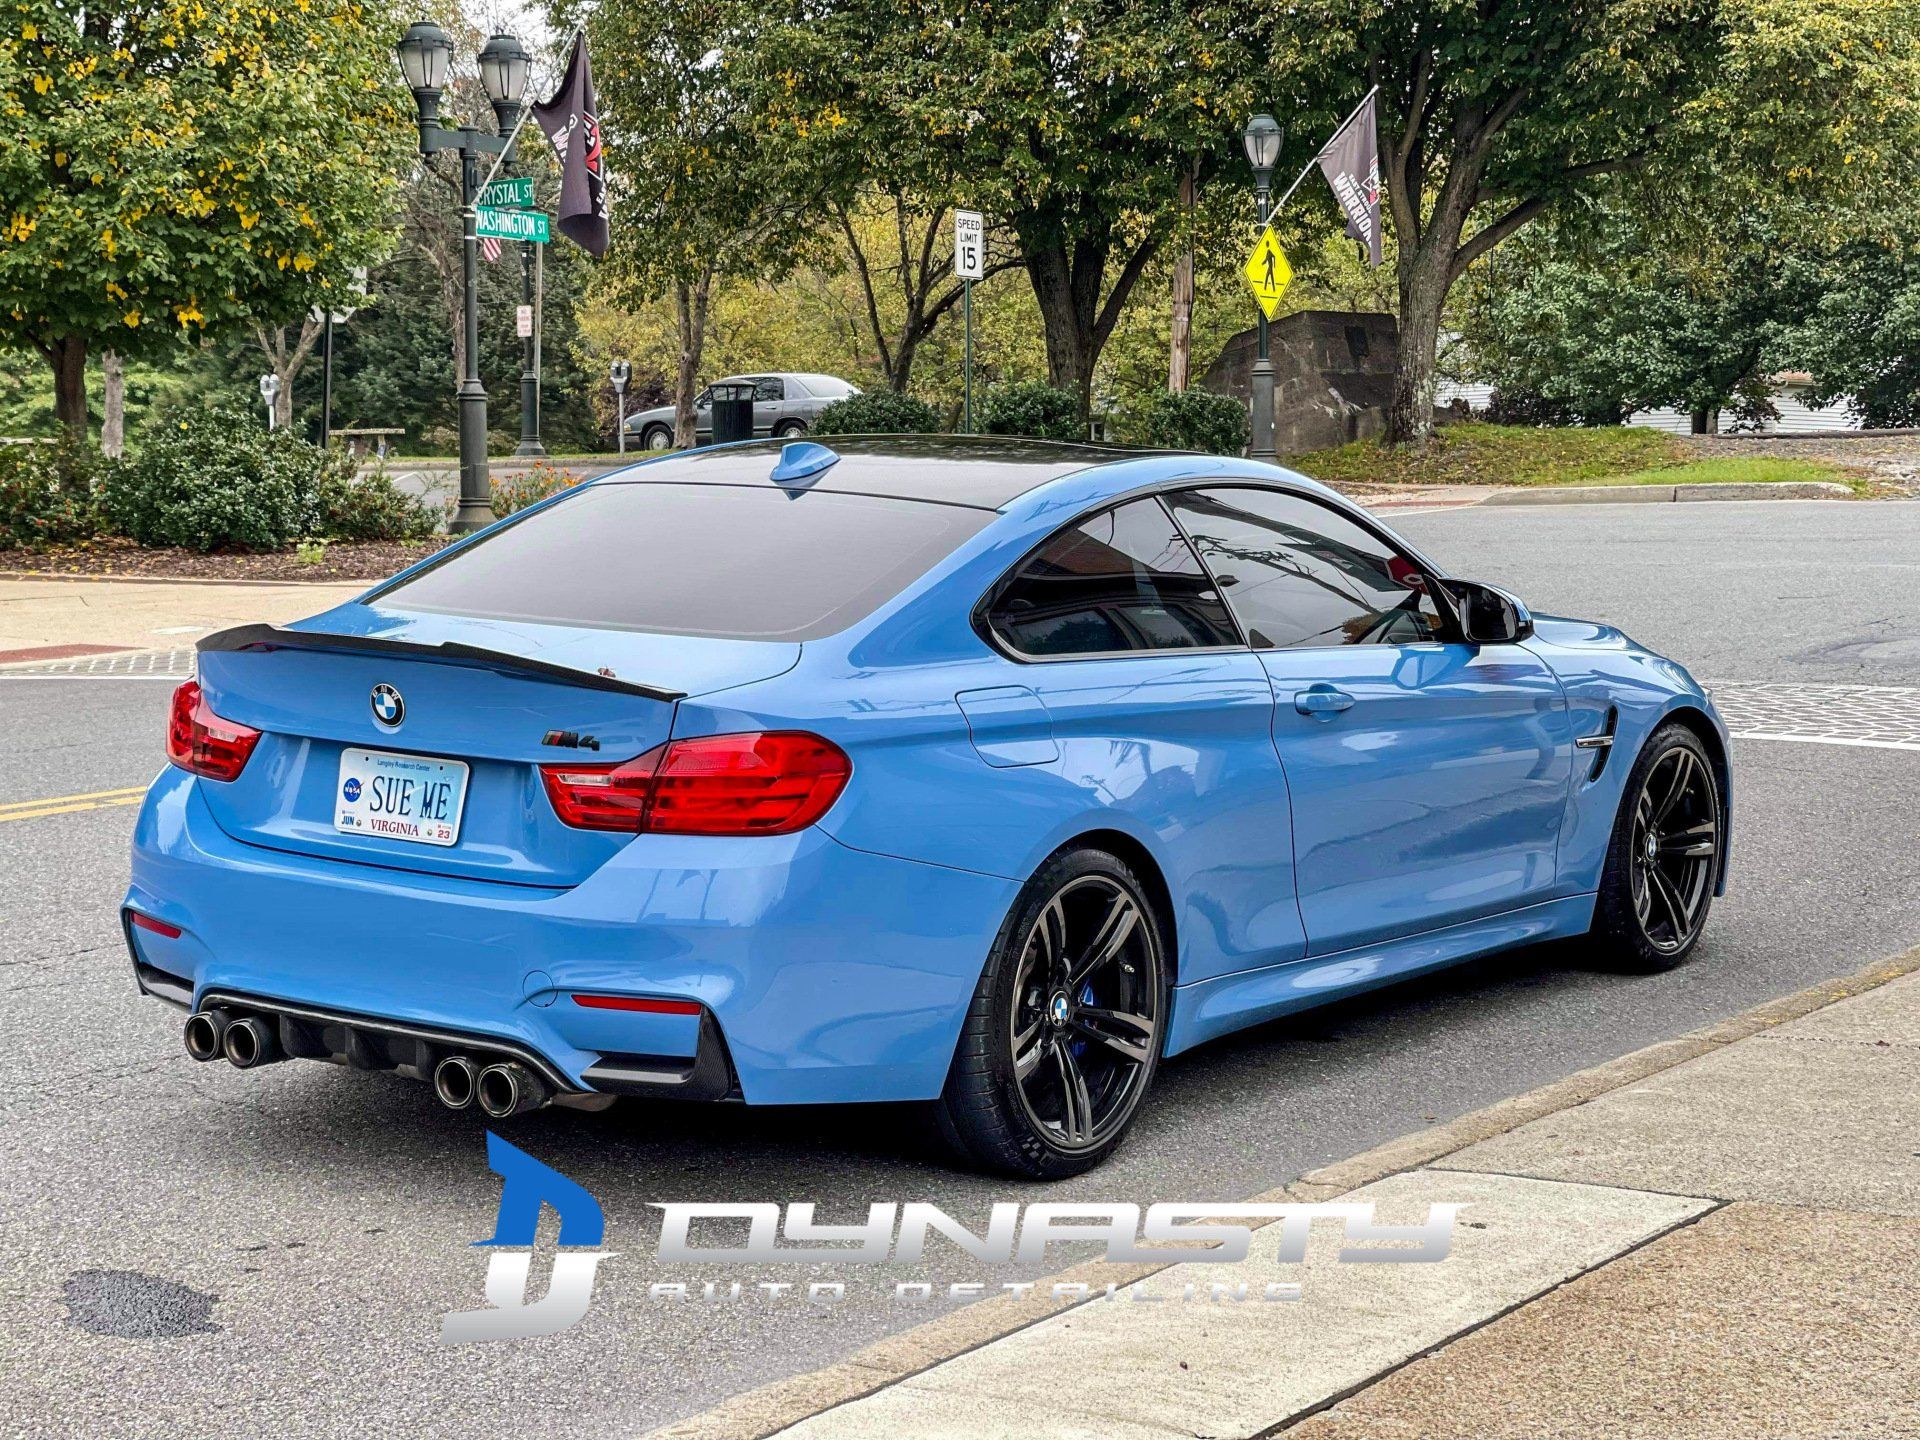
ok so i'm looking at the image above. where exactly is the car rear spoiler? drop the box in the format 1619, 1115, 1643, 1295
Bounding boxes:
197, 624, 686, 703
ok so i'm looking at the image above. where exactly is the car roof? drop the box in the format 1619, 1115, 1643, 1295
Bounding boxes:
596, 435, 1144, 510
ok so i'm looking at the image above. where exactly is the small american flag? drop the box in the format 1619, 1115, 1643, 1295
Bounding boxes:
480, 235, 502, 263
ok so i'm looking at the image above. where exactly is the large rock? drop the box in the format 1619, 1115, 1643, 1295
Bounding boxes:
1201, 311, 1399, 455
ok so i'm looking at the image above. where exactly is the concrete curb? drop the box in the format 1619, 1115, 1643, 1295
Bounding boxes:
641, 942, 1920, 1440
1484, 480, 1855, 505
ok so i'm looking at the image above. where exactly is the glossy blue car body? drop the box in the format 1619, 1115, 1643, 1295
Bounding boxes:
124, 439, 1731, 1107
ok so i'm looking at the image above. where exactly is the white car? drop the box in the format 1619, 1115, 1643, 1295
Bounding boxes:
624, 373, 860, 449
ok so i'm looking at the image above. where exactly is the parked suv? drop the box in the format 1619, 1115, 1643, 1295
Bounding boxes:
624, 373, 859, 449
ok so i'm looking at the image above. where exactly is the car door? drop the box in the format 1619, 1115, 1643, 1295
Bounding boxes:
691, 385, 714, 439
751, 376, 785, 434
977, 496, 1307, 984
1165, 485, 1574, 956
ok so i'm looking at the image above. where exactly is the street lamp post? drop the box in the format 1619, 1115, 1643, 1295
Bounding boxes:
481, 33, 544, 459
396, 21, 532, 532
1243, 113, 1284, 463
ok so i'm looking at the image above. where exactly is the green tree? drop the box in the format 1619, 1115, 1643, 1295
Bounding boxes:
1460, 211, 1822, 430
0, 0, 412, 438
563, 0, 818, 446
1785, 242, 1920, 426
1283, 0, 1920, 442
765, 0, 1286, 421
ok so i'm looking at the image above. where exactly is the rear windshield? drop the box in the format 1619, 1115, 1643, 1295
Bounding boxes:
375, 482, 991, 641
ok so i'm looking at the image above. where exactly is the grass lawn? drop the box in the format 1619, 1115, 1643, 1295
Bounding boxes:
1294, 423, 1853, 489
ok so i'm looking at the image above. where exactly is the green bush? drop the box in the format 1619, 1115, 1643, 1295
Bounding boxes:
314, 454, 440, 541
1134, 389, 1249, 456
0, 439, 100, 549
982, 381, 1083, 442
101, 407, 325, 552
812, 390, 941, 436
491, 459, 586, 517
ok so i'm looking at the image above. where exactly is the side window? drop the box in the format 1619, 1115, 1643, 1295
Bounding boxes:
985, 498, 1240, 657
753, 378, 784, 402
1166, 487, 1448, 649
694, 387, 713, 409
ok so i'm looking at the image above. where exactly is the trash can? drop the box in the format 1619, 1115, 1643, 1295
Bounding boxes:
709, 380, 756, 446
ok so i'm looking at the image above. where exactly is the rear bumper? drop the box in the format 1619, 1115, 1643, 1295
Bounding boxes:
125, 768, 1016, 1103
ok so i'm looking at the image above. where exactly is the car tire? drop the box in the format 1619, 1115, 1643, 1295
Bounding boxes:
936, 847, 1168, 1178
1586, 721, 1723, 973
641, 424, 674, 451
773, 419, 807, 438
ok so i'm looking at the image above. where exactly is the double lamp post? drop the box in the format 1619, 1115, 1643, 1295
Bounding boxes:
394, 21, 543, 534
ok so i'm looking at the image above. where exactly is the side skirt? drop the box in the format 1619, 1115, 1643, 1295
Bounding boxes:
1163, 894, 1597, 1057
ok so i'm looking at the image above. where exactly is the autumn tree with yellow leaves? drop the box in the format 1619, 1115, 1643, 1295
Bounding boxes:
0, 0, 411, 437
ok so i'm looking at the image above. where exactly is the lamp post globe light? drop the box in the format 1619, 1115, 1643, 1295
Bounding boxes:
1243, 112, 1283, 462
395, 21, 532, 531
477, 32, 546, 459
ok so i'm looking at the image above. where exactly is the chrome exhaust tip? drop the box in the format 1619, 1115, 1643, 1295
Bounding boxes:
183, 1008, 231, 1063
476, 1062, 549, 1119
221, 1015, 282, 1069
433, 1055, 480, 1110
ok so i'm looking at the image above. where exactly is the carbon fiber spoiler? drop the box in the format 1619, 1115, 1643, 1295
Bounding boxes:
197, 624, 686, 703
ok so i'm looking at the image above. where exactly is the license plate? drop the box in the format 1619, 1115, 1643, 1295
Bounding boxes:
334, 748, 469, 847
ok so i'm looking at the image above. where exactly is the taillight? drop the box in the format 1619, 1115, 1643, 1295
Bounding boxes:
541, 731, 851, 836
166, 680, 261, 782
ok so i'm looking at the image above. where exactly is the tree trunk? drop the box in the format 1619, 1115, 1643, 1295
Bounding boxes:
672, 273, 712, 449
101, 350, 125, 458
1387, 257, 1448, 446
1025, 242, 1101, 423
47, 336, 88, 439
1168, 169, 1195, 393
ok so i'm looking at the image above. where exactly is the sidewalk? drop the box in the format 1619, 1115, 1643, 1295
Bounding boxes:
0, 576, 363, 664
652, 949, 1920, 1440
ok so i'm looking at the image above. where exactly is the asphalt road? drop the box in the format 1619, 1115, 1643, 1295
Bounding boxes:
2, 499, 1917, 1438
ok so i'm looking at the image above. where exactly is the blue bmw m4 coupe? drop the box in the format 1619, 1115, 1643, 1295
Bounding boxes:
126, 437, 1730, 1176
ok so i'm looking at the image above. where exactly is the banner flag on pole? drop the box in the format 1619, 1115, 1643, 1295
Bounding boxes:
1317, 91, 1382, 267
530, 32, 610, 258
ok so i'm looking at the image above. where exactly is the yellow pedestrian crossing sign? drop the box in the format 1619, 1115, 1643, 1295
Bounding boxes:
1243, 226, 1293, 319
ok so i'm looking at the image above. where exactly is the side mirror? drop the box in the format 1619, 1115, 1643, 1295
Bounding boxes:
1448, 580, 1533, 645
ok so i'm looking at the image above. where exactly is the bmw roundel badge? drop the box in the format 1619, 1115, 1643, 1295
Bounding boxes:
370, 683, 405, 728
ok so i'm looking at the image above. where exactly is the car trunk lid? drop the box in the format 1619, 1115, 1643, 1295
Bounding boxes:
190, 605, 799, 887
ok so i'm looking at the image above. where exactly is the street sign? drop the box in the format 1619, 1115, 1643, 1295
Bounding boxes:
477, 176, 536, 210
1243, 226, 1293, 319
516, 305, 534, 339
476, 207, 549, 244
955, 210, 985, 281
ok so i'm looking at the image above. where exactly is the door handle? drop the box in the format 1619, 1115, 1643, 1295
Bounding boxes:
1294, 686, 1356, 717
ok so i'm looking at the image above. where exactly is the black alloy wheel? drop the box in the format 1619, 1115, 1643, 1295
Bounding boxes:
1630, 744, 1719, 955
1590, 721, 1722, 972
937, 849, 1167, 1177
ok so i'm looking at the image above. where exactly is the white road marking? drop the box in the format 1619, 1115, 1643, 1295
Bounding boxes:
1709, 681, 1920, 752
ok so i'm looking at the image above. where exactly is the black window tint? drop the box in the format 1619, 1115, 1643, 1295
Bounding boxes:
986, 498, 1239, 657
377, 483, 990, 642
753, 378, 784, 401
1167, 488, 1448, 649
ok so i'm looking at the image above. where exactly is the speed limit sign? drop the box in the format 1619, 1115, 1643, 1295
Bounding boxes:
954, 210, 985, 281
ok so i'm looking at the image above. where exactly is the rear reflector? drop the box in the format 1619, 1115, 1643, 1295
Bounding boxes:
541, 731, 851, 836
127, 910, 183, 939
571, 993, 703, 1015
166, 680, 261, 782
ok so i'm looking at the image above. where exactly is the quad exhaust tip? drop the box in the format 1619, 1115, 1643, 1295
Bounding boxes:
476, 1062, 549, 1119
183, 1008, 231, 1063
221, 1015, 283, 1069
433, 1055, 480, 1110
